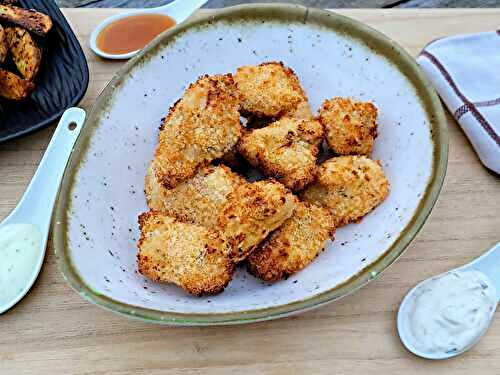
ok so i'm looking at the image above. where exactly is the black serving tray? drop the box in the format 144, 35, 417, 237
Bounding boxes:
0, 0, 89, 143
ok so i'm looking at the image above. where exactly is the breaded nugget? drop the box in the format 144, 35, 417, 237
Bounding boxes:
318, 97, 378, 156
247, 202, 336, 281
238, 117, 324, 191
217, 180, 297, 262
235, 61, 306, 118
283, 98, 313, 120
154, 74, 242, 189
246, 99, 313, 129
145, 163, 244, 227
137, 211, 235, 296
302, 156, 389, 226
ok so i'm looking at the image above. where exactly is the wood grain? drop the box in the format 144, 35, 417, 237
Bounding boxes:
0, 9, 499, 375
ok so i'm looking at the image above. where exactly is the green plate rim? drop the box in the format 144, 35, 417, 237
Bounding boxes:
53, 3, 448, 326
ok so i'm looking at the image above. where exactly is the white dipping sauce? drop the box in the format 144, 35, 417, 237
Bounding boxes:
0, 224, 42, 309
403, 270, 497, 355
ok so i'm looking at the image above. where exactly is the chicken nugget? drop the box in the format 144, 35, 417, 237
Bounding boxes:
238, 117, 324, 191
283, 98, 313, 120
145, 163, 244, 227
137, 211, 235, 296
246, 98, 313, 129
235, 61, 306, 118
217, 180, 297, 262
318, 97, 378, 156
302, 156, 389, 226
244, 87, 312, 129
247, 202, 336, 281
154, 74, 242, 189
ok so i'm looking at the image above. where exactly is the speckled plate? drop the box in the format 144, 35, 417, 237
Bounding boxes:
53, 4, 447, 325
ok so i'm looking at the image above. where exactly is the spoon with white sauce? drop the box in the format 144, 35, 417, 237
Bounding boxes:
0, 108, 86, 314
89, 0, 208, 60
398, 242, 500, 359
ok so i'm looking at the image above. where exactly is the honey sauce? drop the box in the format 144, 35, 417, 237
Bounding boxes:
97, 14, 176, 55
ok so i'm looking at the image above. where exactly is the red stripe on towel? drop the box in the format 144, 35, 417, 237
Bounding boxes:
420, 50, 500, 146
454, 97, 500, 120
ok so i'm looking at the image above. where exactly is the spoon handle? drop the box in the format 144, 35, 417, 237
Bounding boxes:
468, 242, 500, 299
8, 108, 86, 233
159, 0, 208, 22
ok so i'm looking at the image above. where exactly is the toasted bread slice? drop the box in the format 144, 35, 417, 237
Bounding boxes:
6, 26, 41, 81
0, 68, 34, 100
0, 25, 7, 64
0, 4, 52, 36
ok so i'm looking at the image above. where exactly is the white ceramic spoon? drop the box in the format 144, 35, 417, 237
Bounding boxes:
89, 0, 208, 60
398, 242, 500, 359
0, 108, 86, 314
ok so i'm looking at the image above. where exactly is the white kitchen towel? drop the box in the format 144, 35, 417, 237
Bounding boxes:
417, 31, 500, 174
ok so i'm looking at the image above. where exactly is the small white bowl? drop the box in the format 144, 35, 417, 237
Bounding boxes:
89, 0, 207, 60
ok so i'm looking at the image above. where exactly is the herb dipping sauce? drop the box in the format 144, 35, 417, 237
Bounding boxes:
402, 270, 497, 355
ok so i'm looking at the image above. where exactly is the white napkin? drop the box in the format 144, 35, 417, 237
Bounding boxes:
417, 31, 500, 174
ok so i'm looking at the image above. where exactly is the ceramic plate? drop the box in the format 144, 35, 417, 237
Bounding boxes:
54, 4, 447, 325
0, 0, 89, 143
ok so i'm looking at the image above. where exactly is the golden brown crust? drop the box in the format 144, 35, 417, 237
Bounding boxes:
0, 4, 52, 36
283, 97, 313, 120
145, 163, 244, 227
302, 156, 389, 227
0, 68, 34, 100
318, 97, 378, 156
238, 117, 324, 191
0, 25, 7, 64
235, 61, 306, 118
137, 211, 235, 296
247, 202, 336, 281
154, 74, 242, 189
217, 180, 297, 262
5, 26, 41, 81
245, 99, 313, 129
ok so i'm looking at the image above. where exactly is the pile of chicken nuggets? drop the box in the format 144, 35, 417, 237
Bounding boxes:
137, 61, 390, 296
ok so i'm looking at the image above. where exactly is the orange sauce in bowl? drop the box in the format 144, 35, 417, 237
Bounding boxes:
96, 14, 176, 55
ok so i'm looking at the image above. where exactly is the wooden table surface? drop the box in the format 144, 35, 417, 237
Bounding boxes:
1, 8, 499, 375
